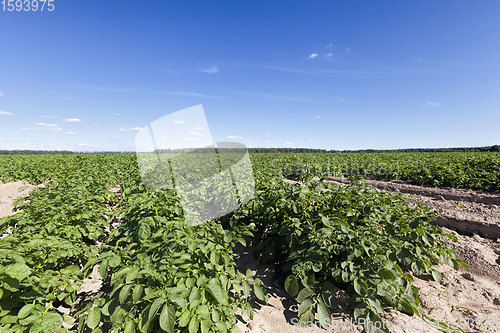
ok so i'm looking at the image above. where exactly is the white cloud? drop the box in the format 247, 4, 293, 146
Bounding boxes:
185, 138, 197, 141
314, 115, 321, 119
113, 112, 121, 116
40, 115, 58, 119
162, 91, 221, 99
173, 120, 185, 124
326, 53, 333, 57
162, 69, 181, 75
200, 66, 219, 74
243, 91, 315, 103
424, 101, 441, 107
0, 110, 13, 116
36, 122, 59, 127
64, 96, 83, 102
119, 127, 142, 132
77, 85, 137, 94
65, 132, 77, 135
308, 53, 318, 59
0, 92, 4, 96
227, 135, 243, 139
187, 131, 202, 136
78, 143, 90, 146
64, 118, 81, 123
193, 127, 204, 131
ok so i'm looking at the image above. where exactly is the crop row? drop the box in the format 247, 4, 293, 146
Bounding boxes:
269, 152, 500, 192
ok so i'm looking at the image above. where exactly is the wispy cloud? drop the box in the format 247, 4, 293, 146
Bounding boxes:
308, 44, 349, 60
30, 122, 62, 131
266, 66, 387, 78
36, 122, 59, 128
119, 127, 142, 132
199, 66, 219, 74
64, 96, 83, 102
314, 115, 321, 119
0, 92, 4, 97
64, 118, 81, 123
77, 85, 137, 94
227, 135, 243, 139
187, 131, 202, 136
40, 115, 58, 119
78, 143, 90, 147
241, 91, 316, 103
162, 69, 181, 75
0, 110, 13, 116
161, 91, 221, 99
65, 132, 77, 135
423, 101, 442, 108
173, 120, 185, 124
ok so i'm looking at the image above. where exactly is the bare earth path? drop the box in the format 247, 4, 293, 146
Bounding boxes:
0, 180, 40, 218
0, 181, 44, 239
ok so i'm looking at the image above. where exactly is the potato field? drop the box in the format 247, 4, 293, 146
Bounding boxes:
0, 152, 499, 333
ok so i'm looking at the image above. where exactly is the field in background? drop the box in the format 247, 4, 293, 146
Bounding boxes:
0, 152, 499, 332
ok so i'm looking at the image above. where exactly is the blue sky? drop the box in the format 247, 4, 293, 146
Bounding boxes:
0, 0, 499, 151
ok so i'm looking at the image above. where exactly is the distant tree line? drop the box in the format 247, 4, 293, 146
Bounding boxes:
340, 145, 500, 153
0, 150, 74, 155
248, 148, 330, 153
0, 145, 499, 155
250, 145, 500, 153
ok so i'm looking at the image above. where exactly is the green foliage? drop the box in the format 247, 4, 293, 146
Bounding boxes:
246, 161, 463, 331
265, 152, 500, 193
0, 152, 484, 332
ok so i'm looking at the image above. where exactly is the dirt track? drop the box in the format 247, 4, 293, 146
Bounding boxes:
0, 181, 43, 239
0, 181, 40, 218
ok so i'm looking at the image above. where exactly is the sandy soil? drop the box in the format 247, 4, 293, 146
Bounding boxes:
0, 181, 44, 239
0, 180, 40, 218
233, 179, 499, 333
